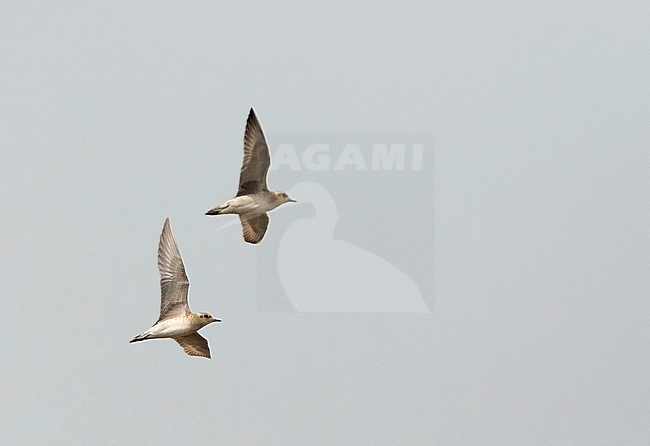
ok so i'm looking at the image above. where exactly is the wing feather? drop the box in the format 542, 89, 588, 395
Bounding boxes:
173, 333, 211, 358
239, 213, 269, 244
157, 218, 190, 321
237, 108, 270, 196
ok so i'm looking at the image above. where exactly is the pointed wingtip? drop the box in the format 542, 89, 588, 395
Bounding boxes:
161, 218, 172, 237
245, 109, 262, 136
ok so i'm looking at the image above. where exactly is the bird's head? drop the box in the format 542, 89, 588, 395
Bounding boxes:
275, 191, 297, 204
198, 313, 222, 325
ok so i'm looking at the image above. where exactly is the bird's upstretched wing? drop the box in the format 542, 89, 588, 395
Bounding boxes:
239, 213, 269, 244
157, 218, 190, 321
173, 333, 211, 358
237, 108, 270, 197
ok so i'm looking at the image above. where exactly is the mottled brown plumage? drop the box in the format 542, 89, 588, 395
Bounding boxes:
130, 218, 221, 359
206, 108, 296, 244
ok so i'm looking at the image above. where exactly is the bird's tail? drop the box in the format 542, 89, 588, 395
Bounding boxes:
206, 203, 228, 215
129, 332, 150, 343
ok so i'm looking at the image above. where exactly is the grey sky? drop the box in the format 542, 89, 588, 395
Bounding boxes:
1, 2, 649, 445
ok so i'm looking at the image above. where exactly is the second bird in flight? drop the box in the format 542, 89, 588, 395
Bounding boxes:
206, 108, 296, 244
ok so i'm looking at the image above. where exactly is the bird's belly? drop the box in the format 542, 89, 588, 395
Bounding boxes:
229, 195, 277, 214
150, 318, 196, 338
226, 196, 259, 213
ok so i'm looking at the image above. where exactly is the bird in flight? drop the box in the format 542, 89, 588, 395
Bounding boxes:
130, 218, 221, 358
206, 108, 296, 244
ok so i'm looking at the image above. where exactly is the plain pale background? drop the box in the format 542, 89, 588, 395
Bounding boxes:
1, 2, 649, 445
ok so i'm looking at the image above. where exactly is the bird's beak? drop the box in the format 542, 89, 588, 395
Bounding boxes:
213, 319, 222, 323
288, 198, 297, 203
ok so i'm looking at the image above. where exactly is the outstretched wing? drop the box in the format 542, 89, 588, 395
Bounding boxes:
237, 108, 270, 196
173, 333, 211, 358
239, 213, 269, 244
157, 218, 190, 321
